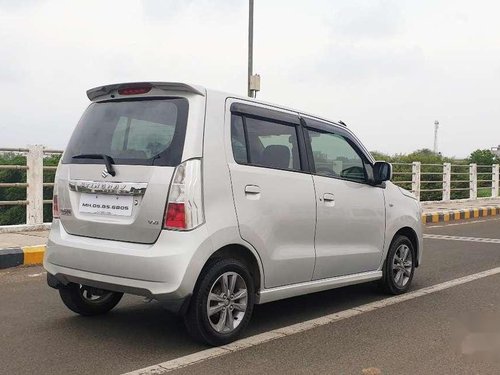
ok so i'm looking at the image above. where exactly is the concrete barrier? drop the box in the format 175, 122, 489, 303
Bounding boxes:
0, 245, 45, 269
422, 206, 500, 224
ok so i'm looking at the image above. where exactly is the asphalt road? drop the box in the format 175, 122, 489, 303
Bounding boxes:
1, 217, 500, 375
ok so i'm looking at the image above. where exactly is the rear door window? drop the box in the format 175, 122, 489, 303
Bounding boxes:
63, 98, 189, 166
231, 114, 248, 164
230, 115, 301, 171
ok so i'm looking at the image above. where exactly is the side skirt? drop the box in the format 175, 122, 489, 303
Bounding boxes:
256, 271, 382, 304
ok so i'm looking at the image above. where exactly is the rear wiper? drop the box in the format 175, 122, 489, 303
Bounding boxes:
72, 154, 116, 177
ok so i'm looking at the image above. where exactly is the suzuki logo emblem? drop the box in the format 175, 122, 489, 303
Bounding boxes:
101, 169, 109, 178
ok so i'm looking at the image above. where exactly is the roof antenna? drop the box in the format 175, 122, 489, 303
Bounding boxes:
338, 120, 347, 127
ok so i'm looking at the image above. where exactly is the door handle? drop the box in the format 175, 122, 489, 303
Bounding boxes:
245, 185, 261, 194
323, 193, 335, 202
322, 193, 335, 207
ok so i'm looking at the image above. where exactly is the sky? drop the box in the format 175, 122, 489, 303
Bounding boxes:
0, 0, 499, 158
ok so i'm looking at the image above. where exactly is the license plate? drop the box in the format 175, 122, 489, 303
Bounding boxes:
79, 193, 133, 217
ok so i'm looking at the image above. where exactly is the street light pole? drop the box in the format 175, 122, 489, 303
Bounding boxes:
248, 0, 254, 98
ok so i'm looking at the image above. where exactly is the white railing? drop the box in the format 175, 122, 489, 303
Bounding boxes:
0, 147, 499, 230
0, 145, 62, 230
391, 162, 500, 201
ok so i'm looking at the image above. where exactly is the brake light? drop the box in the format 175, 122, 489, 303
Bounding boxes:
164, 203, 186, 229
52, 194, 60, 219
118, 86, 152, 95
163, 159, 204, 230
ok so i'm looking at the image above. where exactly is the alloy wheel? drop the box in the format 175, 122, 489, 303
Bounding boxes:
392, 244, 413, 288
207, 272, 248, 333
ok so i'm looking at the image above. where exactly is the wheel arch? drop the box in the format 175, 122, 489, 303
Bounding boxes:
393, 226, 420, 267
198, 243, 263, 294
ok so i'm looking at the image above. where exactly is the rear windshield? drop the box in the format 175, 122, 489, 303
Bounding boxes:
62, 98, 189, 166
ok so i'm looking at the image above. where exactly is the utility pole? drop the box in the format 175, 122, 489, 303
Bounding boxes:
248, 0, 254, 97
433, 120, 439, 154
247, 0, 260, 98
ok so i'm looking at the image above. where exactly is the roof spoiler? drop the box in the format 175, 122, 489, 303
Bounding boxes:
86, 82, 205, 101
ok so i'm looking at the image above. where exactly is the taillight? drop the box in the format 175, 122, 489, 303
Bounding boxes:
165, 203, 186, 229
52, 194, 60, 219
163, 159, 204, 230
52, 162, 62, 220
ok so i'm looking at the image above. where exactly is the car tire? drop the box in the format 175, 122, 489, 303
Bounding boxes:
184, 258, 255, 346
381, 235, 416, 295
59, 283, 123, 316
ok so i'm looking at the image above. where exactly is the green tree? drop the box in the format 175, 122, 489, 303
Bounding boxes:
468, 149, 498, 165
468, 149, 497, 197
370, 151, 392, 161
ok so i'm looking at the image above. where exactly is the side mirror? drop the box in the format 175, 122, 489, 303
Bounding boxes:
373, 161, 392, 184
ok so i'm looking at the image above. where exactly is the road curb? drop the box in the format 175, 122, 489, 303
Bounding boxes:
422, 206, 500, 224
0, 245, 45, 270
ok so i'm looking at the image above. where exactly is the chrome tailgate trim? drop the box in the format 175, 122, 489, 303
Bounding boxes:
68, 179, 148, 196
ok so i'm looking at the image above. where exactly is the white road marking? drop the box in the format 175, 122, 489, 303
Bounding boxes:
426, 217, 500, 228
423, 234, 500, 244
122, 266, 500, 375
28, 272, 44, 278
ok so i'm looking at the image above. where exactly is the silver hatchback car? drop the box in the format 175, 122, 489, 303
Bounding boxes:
44, 82, 423, 345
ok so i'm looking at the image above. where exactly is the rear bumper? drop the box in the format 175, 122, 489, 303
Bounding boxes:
44, 220, 212, 306
46, 271, 191, 314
